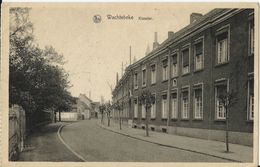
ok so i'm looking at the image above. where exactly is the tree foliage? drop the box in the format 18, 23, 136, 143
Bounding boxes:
9, 8, 75, 123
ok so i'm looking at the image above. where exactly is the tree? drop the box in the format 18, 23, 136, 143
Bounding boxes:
105, 102, 112, 127
9, 8, 75, 128
99, 104, 106, 125
217, 90, 238, 152
113, 101, 122, 130
138, 90, 155, 137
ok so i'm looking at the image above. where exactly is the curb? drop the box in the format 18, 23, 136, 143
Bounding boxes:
57, 123, 87, 162
97, 123, 241, 163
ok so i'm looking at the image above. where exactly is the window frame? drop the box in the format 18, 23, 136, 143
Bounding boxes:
193, 83, 203, 120
247, 73, 254, 121
248, 18, 254, 56
161, 93, 168, 119
214, 78, 229, 120
151, 93, 156, 119
142, 66, 147, 87
134, 72, 138, 90
181, 45, 191, 75
162, 57, 169, 81
171, 89, 178, 119
134, 98, 138, 118
193, 37, 204, 71
150, 64, 157, 85
215, 25, 230, 65
171, 50, 179, 78
181, 86, 190, 119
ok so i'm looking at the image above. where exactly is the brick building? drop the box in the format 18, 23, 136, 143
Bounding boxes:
112, 8, 255, 146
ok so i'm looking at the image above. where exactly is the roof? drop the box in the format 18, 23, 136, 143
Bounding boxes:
113, 8, 240, 93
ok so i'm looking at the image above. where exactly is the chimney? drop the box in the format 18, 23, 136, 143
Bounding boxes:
190, 13, 203, 24
153, 32, 159, 50
129, 46, 132, 65
116, 72, 119, 84
168, 31, 174, 38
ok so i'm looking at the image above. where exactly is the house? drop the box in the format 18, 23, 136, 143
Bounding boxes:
112, 9, 255, 146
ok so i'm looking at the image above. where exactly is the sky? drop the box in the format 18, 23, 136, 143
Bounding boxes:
29, 4, 212, 102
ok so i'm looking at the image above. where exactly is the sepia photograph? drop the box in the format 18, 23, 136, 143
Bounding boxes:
0, 2, 258, 167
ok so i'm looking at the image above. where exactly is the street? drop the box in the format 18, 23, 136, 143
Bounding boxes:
59, 119, 229, 162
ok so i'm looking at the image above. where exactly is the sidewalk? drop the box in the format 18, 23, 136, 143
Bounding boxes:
98, 120, 253, 162
18, 122, 82, 161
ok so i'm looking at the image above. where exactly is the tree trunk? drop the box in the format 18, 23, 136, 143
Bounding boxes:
145, 106, 149, 137
119, 110, 122, 130
226, 117, 229, 152
108, 113, 110, 127
101, 112, 104, 124
58, 110, 61, 122
54, 112, 57, 123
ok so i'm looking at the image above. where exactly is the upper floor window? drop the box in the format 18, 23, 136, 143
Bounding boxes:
151, 64, 156, 84
172, 54, 178, 77
142, 68, 146, 87
134, 73, 138, 89
194, 42, 203, 70
162, 59, 168, 81
216, 31, 229, 64
249, 20, 254, 56
215, 83, 227, 119
248, 77, 254, 120
182, 49, 190, 74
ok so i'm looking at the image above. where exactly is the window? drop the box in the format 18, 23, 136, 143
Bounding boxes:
134, 99, 138, 118
151, 64, 156, 84
249, 20, 254, 55
181, 90, 189, 119
194, 42, 203, 70
162, 59, 168, 81
142, 104, 146, 118
172, 54, 178, 77
151, 94, 156, 118
134, 73, 138, 89
194, 88, 203, 119
171, 92, 178, 119
161, 94, 168, 119
182, 49, 189, 74
215, 84, 227, 119
142, 68, 146, 86
248, 78, 254, 120
216, 32, 229, 64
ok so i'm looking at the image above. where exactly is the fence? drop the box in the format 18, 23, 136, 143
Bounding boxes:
9, 105, 26, 160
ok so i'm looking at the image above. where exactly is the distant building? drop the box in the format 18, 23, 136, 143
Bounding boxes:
112, 9, 254, 146
74, 94, 94, 120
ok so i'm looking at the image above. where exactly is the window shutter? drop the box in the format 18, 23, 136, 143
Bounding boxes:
172, 54, 177, 64
195, 42, 203, 55
182, 49, 189, 66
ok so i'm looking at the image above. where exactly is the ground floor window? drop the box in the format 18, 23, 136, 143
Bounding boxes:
161, 94, 168, 119
215, 84, 227, 119
181, 90, 189, 119
194, 88, 203, 119
134, 99, 138, 118
151, 95, 156, 118
248, 78, 254, 120
171, 92, 178, 118
142, 104, 146, 118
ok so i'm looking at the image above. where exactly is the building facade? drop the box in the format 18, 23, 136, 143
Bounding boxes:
112, 9, 255, 146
